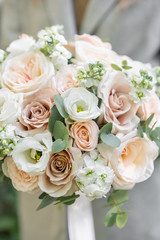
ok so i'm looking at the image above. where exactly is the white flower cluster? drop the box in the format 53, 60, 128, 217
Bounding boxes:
0, 125, 19, 160
76, 61, 106, 89
76, 150, 114, 199
0, 49, 7, 64
129, 69, 153, 104
36, 25, 72, 69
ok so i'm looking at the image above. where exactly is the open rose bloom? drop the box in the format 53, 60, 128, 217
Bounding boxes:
0, 25, 160, 229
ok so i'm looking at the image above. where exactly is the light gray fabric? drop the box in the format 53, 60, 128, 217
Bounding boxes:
0, 1, 160, 240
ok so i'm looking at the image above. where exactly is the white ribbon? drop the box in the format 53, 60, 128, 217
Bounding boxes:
67, 194, 96, 240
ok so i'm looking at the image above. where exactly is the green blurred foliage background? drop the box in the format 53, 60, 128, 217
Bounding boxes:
0, 162, 19, 240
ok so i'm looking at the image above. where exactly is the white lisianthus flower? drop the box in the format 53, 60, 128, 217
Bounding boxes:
7, 36, 35, 55
0, 125, 19, 160
0, 49, 7, 64
0, 88, 22, 125
62, 87, 101, 122
12, 132, 52, 175
76, 150, 114, 199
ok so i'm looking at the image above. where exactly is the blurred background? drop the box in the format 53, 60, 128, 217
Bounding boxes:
0, 0, 160, 240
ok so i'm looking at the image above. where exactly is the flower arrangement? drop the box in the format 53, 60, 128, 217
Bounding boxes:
0, 25, 160, 229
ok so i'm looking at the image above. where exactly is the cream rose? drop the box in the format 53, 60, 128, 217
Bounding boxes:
109, 131, 159, 190
137, 92, 160, 127
2, 157, 39, 193
38, 147, 82, 197
0, 88, 22, 126
1, 51, 55, 95
70, 120, 99, 151
7, 35, 35, 55
12, 132, 52, 175
98, 71, 139, 133
62, 87, 101, 122
19, 87, 56, 132
74, 37, 120, 66
54, 65, 78, 95
75, 34, 112, 49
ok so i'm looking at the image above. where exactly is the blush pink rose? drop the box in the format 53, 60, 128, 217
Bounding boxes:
137, 92, 160, 127
19, 87, 56, 132
2, 157, 39, 193
98, 70, 139, 133
54, 65, 78, 95
70, 120, 99, 151
1, 51, 54, 95
38, 147, 82, 197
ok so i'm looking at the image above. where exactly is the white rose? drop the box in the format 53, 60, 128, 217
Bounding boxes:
12, 132, 52, 175
7, 36, 35, 55
98, 70, 139, 133
62, 87, 101, 122
109, 130, 159, 190
0, 88, 22, 125
1, 50, 55, 95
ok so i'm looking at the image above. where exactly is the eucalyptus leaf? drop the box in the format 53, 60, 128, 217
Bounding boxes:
48, 105, 64, 134
52, 139, 66, 153
99, 122, 112, 135
106, 190, 129, 207
111, 64, 122, 71
37, 195, 56, 211
116, 212, 128, 229
54, 95, 69, 118
53, 121, 69, 140
100, 133, 121, 148
104, 207, 118, 227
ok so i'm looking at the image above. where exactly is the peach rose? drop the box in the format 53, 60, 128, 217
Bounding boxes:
1, 51, 54, 95
38, 147, 82, 197
137, 92, 160, 127
19, 87, 56, 132
54, 65, 78, 95
109, 130, 159, 190
98, 70, 139, 133
2, 157, 39, 193
70, 120, 99, 151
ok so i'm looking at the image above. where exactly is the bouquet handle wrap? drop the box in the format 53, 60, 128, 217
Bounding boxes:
67, 194, 96, 240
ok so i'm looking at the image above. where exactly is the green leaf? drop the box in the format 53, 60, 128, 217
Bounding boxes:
137, 122, 144, 138
52, 139, 66, 153
39, 192, 47, 199
37, 195, 56, 211
104, 207, 118, 227
54, 95, 69, 118
116, 212, 128, 229
100, 133, 121, 148
48, 105, 64, 134
144, 113, 154, 128
53, 121, 69, 140
150, 127, 160, 141
99, 122, 112, 135
37, 193, 80, 210
122, 60, 127, 66
111, 64, 122, 71
105, 190, 129, 208
122, 66, 132, 70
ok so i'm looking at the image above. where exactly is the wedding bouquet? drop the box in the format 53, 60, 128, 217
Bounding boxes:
0, 25, 160, 229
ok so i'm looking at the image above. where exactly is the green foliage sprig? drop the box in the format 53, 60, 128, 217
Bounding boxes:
104, 190, 130, 229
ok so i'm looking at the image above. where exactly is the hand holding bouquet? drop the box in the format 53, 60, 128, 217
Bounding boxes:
0, 26, 160, 229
